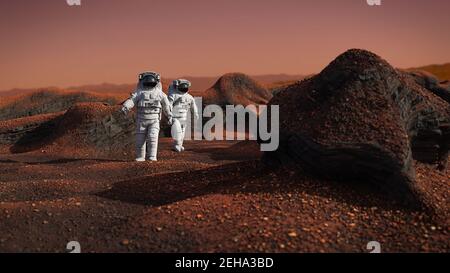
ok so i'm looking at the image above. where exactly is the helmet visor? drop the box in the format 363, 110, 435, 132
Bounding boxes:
178, 83, 190, 93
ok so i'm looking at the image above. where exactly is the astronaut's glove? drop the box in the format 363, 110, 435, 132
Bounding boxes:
121, 106, 129, 115
167, 117, 173, 126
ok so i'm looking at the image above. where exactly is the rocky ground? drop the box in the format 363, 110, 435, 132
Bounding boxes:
0, 139, 448, 253
268, 49, 450, 209
0, 49, 448, 253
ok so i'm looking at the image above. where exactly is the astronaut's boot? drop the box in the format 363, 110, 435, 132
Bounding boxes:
146, 123, 160, 161
135, 133, 147, 162
173, 137, 183, 152
174, 143, 183, 152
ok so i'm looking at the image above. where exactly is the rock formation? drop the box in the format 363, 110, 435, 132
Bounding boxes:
0, 90, 118, 121
265, 49, 450, 204
203, 73, 272, 106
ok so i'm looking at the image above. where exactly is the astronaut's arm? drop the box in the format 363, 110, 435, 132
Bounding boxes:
167, 86, 176, 105
161, 93, 173, 124
122, 92, 138, 114
191, 97, 200, 120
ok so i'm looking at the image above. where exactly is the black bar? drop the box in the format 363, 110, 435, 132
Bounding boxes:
1, 253, 446, 272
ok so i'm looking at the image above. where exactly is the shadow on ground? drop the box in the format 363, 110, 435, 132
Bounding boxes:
0, 158, 128, 165
98, 160, 423, 212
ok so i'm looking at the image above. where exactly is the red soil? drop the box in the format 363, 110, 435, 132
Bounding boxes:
0, 139, 448, 253
0, 57, 448, 253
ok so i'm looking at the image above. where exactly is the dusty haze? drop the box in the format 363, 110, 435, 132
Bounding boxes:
0, 0, 449, 90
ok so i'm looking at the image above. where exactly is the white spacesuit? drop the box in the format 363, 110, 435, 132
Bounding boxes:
122, 72, 172, 161
168, 79, 199, 152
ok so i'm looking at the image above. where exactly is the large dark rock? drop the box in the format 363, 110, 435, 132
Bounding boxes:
404, 70, 450, 103
265, 49, 450, 203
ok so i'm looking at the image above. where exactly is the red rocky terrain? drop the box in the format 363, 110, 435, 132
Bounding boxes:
403, 69, 450, 103
0, 50, 448, 253
0, 140, 448, 253
266, 49, 449, 208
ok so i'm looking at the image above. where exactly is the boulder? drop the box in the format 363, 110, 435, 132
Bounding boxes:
265, 49, 450, 203
404, 70, 450, 103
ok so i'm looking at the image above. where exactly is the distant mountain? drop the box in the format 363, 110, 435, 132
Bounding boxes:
203, 73, 272, 106
407, 63, 450, 82
0, 87, 59, 99
0, 90, 118, 121
0, 74, 305, 98
251, 74, 306, 85
66, 83, 136, 95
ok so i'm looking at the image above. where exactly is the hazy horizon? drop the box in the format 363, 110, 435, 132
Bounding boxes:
1, 64, 448, 93
0, 73, 308, 93
1, 0, 449, 90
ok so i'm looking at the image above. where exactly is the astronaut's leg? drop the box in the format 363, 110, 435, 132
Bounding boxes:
171, 118, 184, 152
135, 119, 147, 162
179, 120, 187, 152
135, 133, 147, 161
146, 120, 160, 161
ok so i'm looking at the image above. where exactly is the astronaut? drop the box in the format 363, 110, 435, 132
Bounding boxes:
168, 79, 199, 152
121, 71, 172, 161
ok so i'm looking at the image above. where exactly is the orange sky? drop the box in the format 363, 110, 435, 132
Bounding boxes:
0, 0, 449, 90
